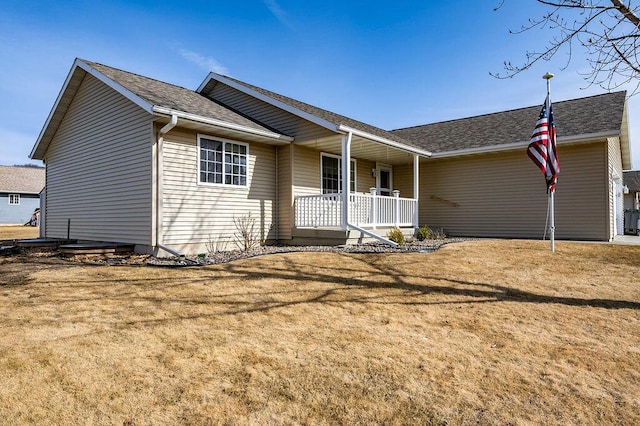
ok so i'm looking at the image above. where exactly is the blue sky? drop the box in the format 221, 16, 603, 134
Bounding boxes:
1, 0, 638, 169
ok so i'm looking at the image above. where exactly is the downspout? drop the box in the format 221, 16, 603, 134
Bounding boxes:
341, 131, 398, 247
156, 114, 178, 256
413, 154, 420, 230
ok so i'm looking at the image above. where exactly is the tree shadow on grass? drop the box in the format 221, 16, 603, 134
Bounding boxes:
3, 252, 638, 335
218, 254, 640, 312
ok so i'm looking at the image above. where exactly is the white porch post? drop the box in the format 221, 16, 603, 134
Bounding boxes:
393, 190, 400, 226
413, 154, 419, 229
370, 187, 377, 230
341, 132, 352, 230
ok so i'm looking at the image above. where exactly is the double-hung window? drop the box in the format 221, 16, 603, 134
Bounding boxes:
321, 153, 356, 194
8, 194, 20, 205
198, 136, 248, 187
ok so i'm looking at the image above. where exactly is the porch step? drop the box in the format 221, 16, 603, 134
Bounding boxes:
15, 238, 76, 248
59, 242, 135, 255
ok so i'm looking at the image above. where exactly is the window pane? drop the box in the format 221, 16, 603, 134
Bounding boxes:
321, 155, 356, 193
200, 139, 247, 186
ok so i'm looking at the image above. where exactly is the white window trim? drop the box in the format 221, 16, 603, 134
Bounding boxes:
197, 134, 249, 188
320, 152, 357, 194
8, 194, 20, 205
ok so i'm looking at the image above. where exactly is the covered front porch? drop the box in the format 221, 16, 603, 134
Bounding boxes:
295, 191, 417, 228
289, 125, 431, 245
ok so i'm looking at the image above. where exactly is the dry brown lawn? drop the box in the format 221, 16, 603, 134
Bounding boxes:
1, 240, 639, 425
0, 225, 39, 241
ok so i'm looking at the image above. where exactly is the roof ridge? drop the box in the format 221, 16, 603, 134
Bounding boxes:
81, 59, 199, 94
392, 90, 627, 132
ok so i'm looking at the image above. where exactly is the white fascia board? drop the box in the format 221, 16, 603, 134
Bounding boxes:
337, 124, 433, 158
153, 106, 294, 142
430, 130, 620, 159
197, 73, 340, 132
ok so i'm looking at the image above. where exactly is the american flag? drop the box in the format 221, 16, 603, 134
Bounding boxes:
527, 96, 559, 192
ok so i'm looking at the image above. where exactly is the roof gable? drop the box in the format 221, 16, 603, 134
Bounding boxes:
624, 170, 640, 192
84, 61, 278, 134
197, 73, 419, 148
31, 59, 289, 160
392, 91, 628, 157
0, 166, 45, 194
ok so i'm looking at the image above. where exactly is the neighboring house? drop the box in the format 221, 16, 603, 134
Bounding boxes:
624, 170, 640, 210
30, 59, 631, 254
0, 165, 45, 225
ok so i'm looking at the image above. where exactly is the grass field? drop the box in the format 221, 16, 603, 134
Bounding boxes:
1, 237, 639, 425
0, 225, 39, 241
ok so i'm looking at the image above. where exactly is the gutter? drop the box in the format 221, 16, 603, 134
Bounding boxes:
153, 106, 294, 142
337, 124, 432, 158
430, 130, 621, 159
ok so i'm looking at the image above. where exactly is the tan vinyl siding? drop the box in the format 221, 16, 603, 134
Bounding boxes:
161, 128, 277, 251
277, 144, 293, 240
607, 137, 623, 239
291, 146, 376, 196
607, 138, 624, 239
208, 84, 335, 141
420, 142, 609, 240
393, 163, 414, 198
356, 159, 376, 193
44, 74, 153, 244
292, 145, 321, 196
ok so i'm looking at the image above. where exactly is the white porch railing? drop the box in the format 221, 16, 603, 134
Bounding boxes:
294, 192, 417, 228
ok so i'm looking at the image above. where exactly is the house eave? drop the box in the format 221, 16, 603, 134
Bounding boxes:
198, 73, 341, 133
152, 107, 294, 144
336, 124, 432, 158
429, 130, 620, 159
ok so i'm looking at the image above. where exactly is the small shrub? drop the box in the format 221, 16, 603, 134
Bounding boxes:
431, 227, 447, 240
205, 233, 229, 255
416, 225, 431, 241
387, 227, 406, 245
233, 212, 263, 252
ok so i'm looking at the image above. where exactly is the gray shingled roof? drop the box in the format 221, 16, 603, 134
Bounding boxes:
219, 75, 417, 146
392, 91, 627, 153
0, 166, 45, 194
84, 61, 278, 135
624, 170, 640, 192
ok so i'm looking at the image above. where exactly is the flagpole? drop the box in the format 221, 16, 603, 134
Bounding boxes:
543, 72, 555, 252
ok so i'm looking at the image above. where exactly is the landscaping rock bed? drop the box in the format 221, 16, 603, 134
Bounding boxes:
6, 239, 471, 267
146, 238, 470, 267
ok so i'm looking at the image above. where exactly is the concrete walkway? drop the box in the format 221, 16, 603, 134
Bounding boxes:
612, 235, 640, 245
558, 235, 640, 246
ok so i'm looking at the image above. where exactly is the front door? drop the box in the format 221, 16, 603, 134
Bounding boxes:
377, 164, 393, 196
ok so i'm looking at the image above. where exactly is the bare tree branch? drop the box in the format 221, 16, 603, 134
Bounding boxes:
494, 1, 640, 94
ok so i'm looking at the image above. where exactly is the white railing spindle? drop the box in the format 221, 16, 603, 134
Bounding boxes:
294, 192, 417, 228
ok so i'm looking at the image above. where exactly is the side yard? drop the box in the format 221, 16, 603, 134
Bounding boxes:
1, 240, 639, 425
